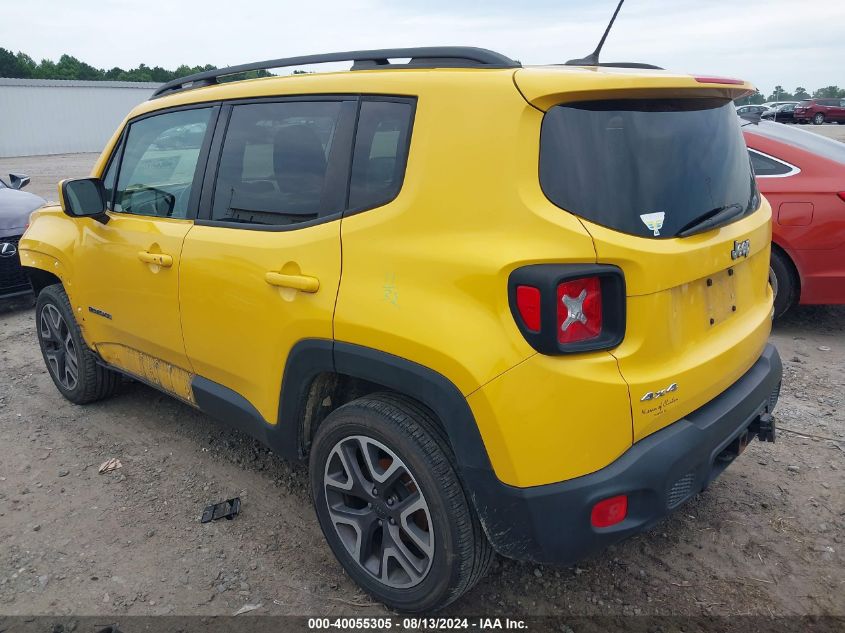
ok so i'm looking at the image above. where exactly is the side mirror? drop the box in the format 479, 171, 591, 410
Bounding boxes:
9, 173, 30, 190
59, 178, 108, 221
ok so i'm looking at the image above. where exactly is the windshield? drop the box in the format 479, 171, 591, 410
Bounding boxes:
539, 98, 758, 239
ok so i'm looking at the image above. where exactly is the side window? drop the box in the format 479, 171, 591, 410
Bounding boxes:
114, 108, 212, 219
748, 150, 793, 177
101, 137, 124, 210
349, 100, 413, 210
211, 101, 343, 226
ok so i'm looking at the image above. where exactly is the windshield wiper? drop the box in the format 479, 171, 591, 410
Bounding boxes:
677, 203, 744, 237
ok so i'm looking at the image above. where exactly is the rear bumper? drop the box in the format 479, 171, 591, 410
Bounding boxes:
464, 344, 782, 564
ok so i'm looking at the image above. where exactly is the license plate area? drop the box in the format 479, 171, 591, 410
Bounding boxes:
703, 266, 738, 326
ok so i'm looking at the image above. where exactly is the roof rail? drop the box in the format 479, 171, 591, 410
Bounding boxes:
151, 47, 521, 99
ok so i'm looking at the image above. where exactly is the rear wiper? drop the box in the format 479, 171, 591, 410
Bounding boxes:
677, 203, 744, 238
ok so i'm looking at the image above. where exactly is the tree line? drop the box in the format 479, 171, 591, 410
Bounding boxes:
0, 48, 271, 83
2, 49, 842, 100
735, 85, 844, 105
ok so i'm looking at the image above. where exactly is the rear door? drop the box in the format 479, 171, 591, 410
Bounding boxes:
178, 97, 356, 425
535, 94, 773, 441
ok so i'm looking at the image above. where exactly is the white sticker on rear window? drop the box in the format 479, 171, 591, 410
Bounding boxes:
640, 212, 665, 236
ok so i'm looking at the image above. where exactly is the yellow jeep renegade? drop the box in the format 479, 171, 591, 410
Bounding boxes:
20, 46, 782, 611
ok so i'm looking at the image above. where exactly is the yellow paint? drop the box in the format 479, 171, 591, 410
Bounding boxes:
178, 222, 340, 425
22, 63, 774, 489
466, 352, 633, 488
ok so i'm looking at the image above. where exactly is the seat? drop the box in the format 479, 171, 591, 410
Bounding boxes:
273, 124, 328, 205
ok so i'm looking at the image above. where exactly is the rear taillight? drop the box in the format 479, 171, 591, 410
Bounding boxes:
837, 192, 845, 204
557, 276, 602, 344
515, 285, 542, 332
508, 264, 625, 355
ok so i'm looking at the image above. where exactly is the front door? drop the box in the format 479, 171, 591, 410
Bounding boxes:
179, 98, 356, 424
74, 106, 216, 396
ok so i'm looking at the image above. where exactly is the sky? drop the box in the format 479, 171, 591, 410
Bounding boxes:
2, 0, 843, 95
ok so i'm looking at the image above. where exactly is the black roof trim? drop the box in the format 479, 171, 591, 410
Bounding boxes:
151, 47, 521, 99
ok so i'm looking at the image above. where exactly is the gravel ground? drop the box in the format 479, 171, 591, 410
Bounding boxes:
0, 132, 843, 619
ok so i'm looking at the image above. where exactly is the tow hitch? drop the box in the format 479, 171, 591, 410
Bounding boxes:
749, 412, 776, 443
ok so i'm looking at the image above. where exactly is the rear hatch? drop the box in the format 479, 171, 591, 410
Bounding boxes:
518, 67, 774, 441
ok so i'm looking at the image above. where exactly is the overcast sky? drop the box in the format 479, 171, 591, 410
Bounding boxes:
3, 0, 843, 95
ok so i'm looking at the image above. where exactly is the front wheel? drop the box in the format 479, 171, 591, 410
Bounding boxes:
309, 394, 493, 612
35, 285, 120, 404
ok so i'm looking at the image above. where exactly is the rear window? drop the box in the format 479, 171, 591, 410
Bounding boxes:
798, 100, 812, 107
540, 98, 758, 239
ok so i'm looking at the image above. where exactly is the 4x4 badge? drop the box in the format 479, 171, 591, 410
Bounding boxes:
640, 212, 665, 236
731, 239, 750, 260
640, 383, 679, 402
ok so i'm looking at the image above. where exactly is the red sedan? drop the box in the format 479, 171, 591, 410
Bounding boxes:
742, 120, 845, 317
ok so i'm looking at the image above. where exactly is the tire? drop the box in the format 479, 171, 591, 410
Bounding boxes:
309, 393, 493, 612
813, 112, 825, 125
769, 249, 798, 319
35, 284, 120, 404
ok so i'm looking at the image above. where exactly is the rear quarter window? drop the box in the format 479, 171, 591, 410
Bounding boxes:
348, 100, 414, 211
748, 150, 795, 177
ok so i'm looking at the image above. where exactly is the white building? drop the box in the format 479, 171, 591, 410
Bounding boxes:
0, 78, 161, 157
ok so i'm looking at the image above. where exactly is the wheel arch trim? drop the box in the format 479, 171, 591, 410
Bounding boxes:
190, 339, 496, 475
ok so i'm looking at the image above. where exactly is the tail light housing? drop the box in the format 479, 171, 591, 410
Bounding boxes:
837, 192, 845, 204
508, 264, 625, 354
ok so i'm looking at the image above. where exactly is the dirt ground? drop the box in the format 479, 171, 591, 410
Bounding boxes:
0, 135, 843, 620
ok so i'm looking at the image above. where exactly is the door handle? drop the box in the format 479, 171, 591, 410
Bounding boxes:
264, 271, 320, 293
138, 251, 173, 268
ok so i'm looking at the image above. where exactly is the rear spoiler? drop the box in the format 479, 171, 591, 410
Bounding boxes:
514, 68, 755, 111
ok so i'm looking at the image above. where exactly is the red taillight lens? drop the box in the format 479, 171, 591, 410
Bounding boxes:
557, 276, 602, 344
515, 285, 541, 332
591, 495, 628, 528
837, 192, 845, 204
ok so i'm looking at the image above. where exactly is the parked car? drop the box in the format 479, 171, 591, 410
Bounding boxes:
20, 47, 782, 611
736, 104, 767, 116
743, 120, 845, 317
760, 101, 798, 108
761, 103, 797, 123
0, 173, 44, 298
793, 98, 845, 125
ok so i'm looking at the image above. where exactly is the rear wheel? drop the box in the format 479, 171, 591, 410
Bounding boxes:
813, 112, 825, 125
36, 285, 120, 404
769, 249, 798, 319
309, 393, 493, 612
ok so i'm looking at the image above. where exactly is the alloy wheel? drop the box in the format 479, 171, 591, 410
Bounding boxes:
39, 304, 79, 391
323, 435, 434, 588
